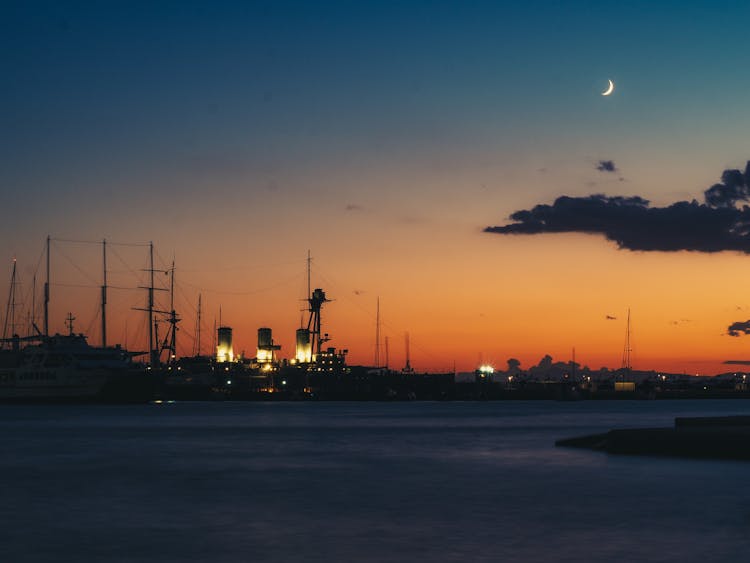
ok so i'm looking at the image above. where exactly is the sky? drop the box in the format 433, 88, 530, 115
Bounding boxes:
4, 0, 750, 374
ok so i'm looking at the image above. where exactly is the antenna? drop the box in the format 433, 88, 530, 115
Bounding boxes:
65, 312, 76, 336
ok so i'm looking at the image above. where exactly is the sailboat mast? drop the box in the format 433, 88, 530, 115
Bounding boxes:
101, 239, 107, 347
169, 261, 176, 363
148, 241, 155, 366
404, 332, 411, 372
385, 335, 389, 369
31, 273, 36, 336
44, 235, 50, 337
2, 258, 17, 343
196, 293, 202, 357
10, 258, 16, 338
374, 296, 380, 367
621, 308, 632, 379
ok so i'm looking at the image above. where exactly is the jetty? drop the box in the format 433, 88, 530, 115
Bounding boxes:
556, 416, 750, 460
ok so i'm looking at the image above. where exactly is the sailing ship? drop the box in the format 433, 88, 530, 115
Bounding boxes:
0, 237, 154, 403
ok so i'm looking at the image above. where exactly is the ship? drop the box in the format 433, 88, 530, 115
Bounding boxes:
0, 238, 154, 403
0, 331, 153, 403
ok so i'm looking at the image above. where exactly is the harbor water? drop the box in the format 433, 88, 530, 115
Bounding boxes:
3, 400, 750, 562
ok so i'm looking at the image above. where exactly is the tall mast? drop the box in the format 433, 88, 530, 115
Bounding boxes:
10, 258, 16, 338
621, 308, 632, 379
307, 250, 311, 300
2, 258, 17, 343
149, 242, 155, 366
31, 273, 36, 336
385, 335, 389, 370
374, 296, 380, 367
101, 239, 107, 347
195, 293, 202, 356
403, 332, 412, 373
168, 261, 177, 363
44, 235, 50, 337
135, 242, 167, 366
571, 346, 576, 380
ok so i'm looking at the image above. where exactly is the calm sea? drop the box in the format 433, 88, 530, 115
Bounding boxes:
2, 400, 750, 562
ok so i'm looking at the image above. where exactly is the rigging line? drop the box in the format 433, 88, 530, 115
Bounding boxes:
50, 240, 100, 286
51, 237, 101, 246
313, 267, 446, 366
84, 300, 100, 336
154, 248, 175, 273
52, 237, 150, 247
30, 242, 46, 283
50, 282, 99, 289
179, 271, 304, 297
177, 257, 303, 275
109, 246, 146, 286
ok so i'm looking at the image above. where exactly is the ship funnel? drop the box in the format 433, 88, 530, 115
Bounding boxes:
216, 326, 234, 363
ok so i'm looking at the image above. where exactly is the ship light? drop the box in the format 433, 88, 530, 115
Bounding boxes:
478, 364, 494, 375
226, 380, 232, 385
282, 380, 287, 385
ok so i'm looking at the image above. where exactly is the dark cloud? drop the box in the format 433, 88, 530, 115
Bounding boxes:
605, 315, 617, 320
728, 320, 750, 336
485, 161, 750, 253
345, 204, 364, 212
596, 160, 618, 173
704, 163, 750, 208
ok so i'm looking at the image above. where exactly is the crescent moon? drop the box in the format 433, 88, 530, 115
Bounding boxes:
602, 79, 614, 96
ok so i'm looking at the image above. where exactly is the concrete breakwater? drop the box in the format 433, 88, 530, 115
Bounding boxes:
556, 416, 750, 460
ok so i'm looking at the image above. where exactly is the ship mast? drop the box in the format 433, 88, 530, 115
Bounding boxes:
195, 293, 202, 357
135, 242, 159, 367
44, 235, 50, 337
303, 251, 330, 361
403, 332, 413, 373
165, 261, 179, 364
150, 242, 155, 365
307, 249, 311, 303
374, 296, 381, 367
31, 273, 37, 336
101, 239, 107, 347
621, 308, 632, 381
2, 258, 18, 344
